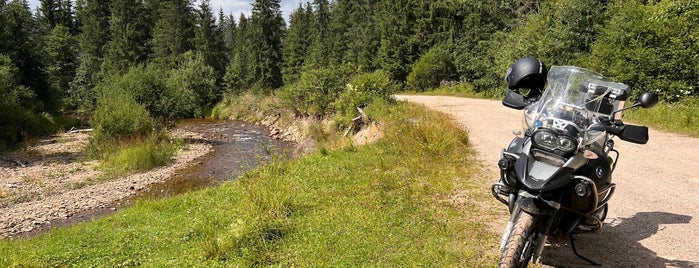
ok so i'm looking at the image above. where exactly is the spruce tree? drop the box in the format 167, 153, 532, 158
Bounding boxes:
193, 0, 225, 75
249, 0, 284, 90
305, 0, 330, 67
45, 24, 77, 108
281, 3, 312, 84
102, 0, 152, 73
70, 0, 110, 110
4, 0, 56, 112
151, 0, 194, 68
375, 0, 417, 82
0, 0, 8, 52
223, 13, 253, 93
39, 0, 60, 29
220, 12, 237, 61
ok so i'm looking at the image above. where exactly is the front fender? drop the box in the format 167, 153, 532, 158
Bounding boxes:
516, 192, 560, 216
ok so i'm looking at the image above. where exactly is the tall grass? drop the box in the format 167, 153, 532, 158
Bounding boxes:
0, 101, 498, 267
99, 135, 181, 177
624, 97, 699, 137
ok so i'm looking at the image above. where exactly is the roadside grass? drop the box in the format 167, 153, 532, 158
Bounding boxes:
0, 102, 498, 266
624, 97, 699, 137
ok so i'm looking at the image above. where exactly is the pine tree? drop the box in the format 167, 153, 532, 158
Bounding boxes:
249, 0, 285, 90
71, 0, 110, 101
102, 0, 152, 73
305, 0, 330, 67
151, 0, 194, 68
45, 24, 77, 108
375, 0, 417, 82
193, 0, 225, 75
281, 2, 312, 84
4, 0, 56, 112
223, 13, 253, 93
220, 12, 237, 61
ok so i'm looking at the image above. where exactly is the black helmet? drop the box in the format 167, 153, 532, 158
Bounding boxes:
505, 57, 547, 92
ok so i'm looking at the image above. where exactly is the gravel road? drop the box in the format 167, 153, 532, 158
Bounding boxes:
397, 95, 699, 268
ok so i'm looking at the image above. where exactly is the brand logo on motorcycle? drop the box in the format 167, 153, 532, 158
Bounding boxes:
596, 167, 605, 178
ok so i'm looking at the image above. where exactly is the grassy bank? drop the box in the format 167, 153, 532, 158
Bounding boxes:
0, 101, 498, 267
624, 97, 699, 137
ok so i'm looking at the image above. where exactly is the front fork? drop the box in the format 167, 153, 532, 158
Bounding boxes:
499, 193, 559, 264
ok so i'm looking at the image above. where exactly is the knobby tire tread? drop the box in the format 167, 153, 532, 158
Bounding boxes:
499, 211, 535, 268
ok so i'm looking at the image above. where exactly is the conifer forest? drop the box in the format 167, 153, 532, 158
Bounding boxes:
1, 0, 698, 150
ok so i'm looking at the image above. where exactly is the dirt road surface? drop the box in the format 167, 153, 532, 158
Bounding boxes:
397, 95, 699, 268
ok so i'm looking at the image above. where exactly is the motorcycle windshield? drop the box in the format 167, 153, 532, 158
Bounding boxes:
522, 66, 630, 145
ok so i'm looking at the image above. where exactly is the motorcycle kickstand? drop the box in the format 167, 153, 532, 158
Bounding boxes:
569, 233, 601, 266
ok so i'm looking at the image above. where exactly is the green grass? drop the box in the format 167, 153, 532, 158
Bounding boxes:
0, 102, 498, 267
624, 97, 699, 137
99, 136, 181, 178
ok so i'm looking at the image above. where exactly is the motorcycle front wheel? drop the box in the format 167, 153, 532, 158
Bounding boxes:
499, 211, 536, 268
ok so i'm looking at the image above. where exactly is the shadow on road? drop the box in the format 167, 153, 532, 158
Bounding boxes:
540, 211, 697, 267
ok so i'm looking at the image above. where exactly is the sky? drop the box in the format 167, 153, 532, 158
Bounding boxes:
28, 0, 310, 22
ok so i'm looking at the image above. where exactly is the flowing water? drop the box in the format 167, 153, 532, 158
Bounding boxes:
141, 118, 293, 199
20, 119, 293, 237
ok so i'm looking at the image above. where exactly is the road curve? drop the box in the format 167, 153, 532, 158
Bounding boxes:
396, 95, 699, 268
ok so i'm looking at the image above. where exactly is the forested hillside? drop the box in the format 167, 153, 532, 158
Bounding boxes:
1, 0, 698, 151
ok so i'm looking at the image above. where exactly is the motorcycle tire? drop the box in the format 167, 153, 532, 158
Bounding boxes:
499, 211, 536, 268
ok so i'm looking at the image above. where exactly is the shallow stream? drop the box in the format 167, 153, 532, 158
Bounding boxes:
141, 119, 293, 199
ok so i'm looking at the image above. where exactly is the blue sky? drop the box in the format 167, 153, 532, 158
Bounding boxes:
28, 0, 310, 22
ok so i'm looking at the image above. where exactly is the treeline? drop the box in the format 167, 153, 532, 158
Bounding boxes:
1, 0, 698, 150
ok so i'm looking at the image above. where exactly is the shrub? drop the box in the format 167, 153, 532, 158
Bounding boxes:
0, 54, 56, 151
278, 68, 346, 116
334, 70, 397, 119
95, 66, 194, 120
406, 46, 457, 92
167, 52, 220, 117
88, 90, 155, 158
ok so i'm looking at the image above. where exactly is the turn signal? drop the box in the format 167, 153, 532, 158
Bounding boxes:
583, 150, 598, 159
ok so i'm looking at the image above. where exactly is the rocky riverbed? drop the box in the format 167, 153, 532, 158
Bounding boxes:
0, 128, 211, 239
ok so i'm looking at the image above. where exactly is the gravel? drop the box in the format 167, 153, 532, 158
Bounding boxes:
397, 95, 699, 268
0, 129, 211, 239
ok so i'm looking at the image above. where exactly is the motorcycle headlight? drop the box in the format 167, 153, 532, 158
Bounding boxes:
558, 137, 576, 152
532, 130, 578, 154
533, 130, 557, 151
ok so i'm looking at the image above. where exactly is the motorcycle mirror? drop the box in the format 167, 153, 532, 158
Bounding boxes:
638, 92, 659, 109
611, 92, 660, 118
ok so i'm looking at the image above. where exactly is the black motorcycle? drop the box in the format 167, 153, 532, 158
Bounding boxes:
492, 58, 659, 267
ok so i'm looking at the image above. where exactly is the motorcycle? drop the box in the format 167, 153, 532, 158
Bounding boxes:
492, 57, 659, 267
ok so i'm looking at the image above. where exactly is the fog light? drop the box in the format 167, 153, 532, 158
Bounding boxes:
575, 182, 590, 197
498, 157, 512, 171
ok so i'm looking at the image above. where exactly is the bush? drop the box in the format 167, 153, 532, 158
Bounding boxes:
0, 54, 56, 151
167, 52, 220, 117
95, 66, 194, 120
334, 70, 397, 119
580, 1, 699, 102
278, 68, 346, 116
406, 46, 457, 92
88, 90, 155, 158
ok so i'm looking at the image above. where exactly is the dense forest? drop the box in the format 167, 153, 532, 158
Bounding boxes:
1, 0, 698, 151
